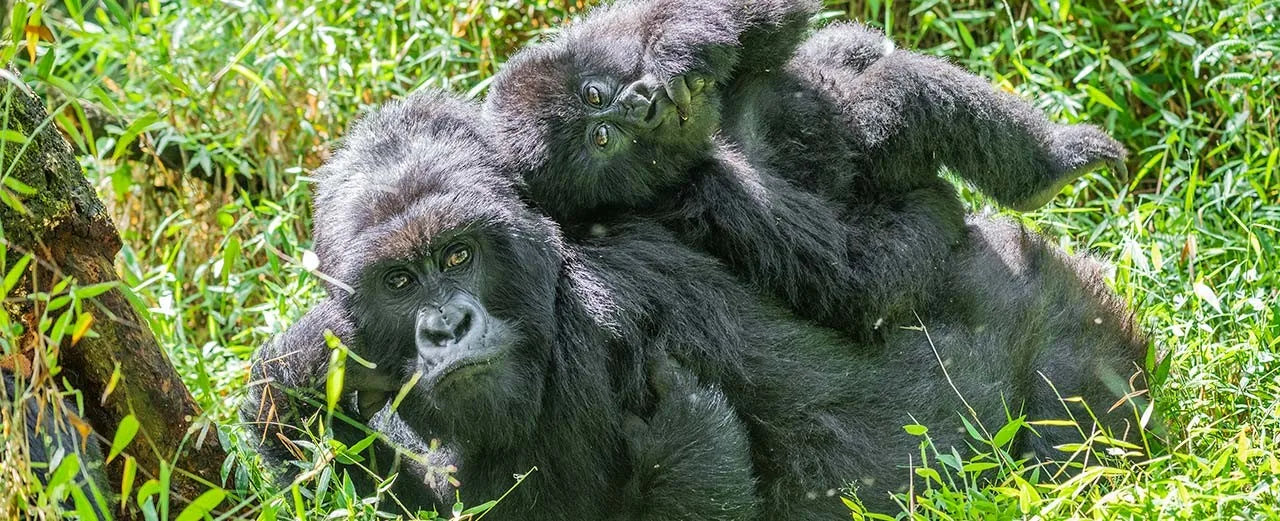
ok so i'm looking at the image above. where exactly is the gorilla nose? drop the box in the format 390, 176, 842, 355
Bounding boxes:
617, 75, 673, 129
417, 299, 482, 349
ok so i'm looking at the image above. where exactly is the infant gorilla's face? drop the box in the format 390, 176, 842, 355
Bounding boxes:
486, 35, 721, 220
578, 74, 697, 162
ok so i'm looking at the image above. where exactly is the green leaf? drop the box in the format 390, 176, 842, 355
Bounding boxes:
3, 253, 32, 295
0, 129, 28, 144
110, 112, 163, 161
174, 487, 226, 521
1083, 84, 1123, 112
64, 0, 84, 25
903, 424, 929, 436
348, 432, 379, 454
45, 453, 80, 492
135, 478, 160, 505
992, 417, 1025, 448
221, 235, 241, 284
258, 498, 280, 521
49, 308, 75, 346
73, 281, 118, 300
108, 414, 140, 463
290, 485, 306, 521
9, 2, 29, 45
963, 461, 999, 474
914, 467, 941, 483
0, 188, 29, 214
325, 346, 347, 413
120, 455, 137, 510
2, 176, 37, 195
69, 484, 100, 521
960, 416, 984, 442
462, 500, 498, 515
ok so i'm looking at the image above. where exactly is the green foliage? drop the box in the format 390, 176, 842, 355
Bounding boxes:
1, 0, 1276, 518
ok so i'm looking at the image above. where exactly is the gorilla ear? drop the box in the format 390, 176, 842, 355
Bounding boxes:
356, 391, 390, 421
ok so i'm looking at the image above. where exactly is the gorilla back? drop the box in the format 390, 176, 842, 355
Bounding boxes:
253, 91, 1147, 517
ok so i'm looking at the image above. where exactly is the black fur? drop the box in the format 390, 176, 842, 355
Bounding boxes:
245, 91, 760, 520
2, 370, 109, 517
241, 298, 460, 509
244, 92, 1146, 517
483, 2, 1128, 337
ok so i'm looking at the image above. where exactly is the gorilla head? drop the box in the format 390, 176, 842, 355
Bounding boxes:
310, 92, 565, 441
482, 1, 745, 220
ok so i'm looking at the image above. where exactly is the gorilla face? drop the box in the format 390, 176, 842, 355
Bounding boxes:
483, 8, 721, 220
345, 218, 528, 416
311, 92, 563, 438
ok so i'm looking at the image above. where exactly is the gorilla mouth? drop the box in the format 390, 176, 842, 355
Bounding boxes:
421, 338, 505, 390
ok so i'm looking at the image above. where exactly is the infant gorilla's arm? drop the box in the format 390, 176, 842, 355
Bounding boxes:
666, 155, 966, 336
632, 0, 819, 113
615, 354, 758, 521
682, 22, 1128, 334
769, 22, 1129, 211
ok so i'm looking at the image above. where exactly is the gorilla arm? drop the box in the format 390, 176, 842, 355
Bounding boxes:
240, 299, 446, 511
774, 22, 1128, 211
623, 0, 820, 112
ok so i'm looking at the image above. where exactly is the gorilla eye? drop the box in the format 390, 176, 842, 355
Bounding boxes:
442, 243, 472, 271
584, 85, 604, 107
384, 269, 414, 291
593, 124, 610, 148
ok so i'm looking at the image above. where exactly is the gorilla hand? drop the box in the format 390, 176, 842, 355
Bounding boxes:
1009, 124, 1130, 211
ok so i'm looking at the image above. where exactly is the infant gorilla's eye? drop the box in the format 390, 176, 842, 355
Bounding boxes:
593, 124, 610, 148
585, 85, 603, 107
384, 269, 414, 291
442, 243, 472, 271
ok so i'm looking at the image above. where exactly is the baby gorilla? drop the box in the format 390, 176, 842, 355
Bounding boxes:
484, 0, 1128, 337
243, 92, 759, 520
247, 91, 1147, 518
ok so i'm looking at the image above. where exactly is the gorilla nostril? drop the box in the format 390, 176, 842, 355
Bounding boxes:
622, 93, 651, 120
451, 309, 474, 341
418, 309, 457, 348
618, 76, 669, 125
417, 301, 482, 349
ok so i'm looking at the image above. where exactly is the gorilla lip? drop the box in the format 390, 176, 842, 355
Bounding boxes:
420, 340, 504, 390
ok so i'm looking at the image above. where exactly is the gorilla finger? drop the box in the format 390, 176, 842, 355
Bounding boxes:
665, 76, 693, 118
1111, 159, 1130, 184
689, 74, 708, 95
646, 353, 691, 400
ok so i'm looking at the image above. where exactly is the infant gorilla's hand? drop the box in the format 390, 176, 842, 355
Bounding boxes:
662, 73, 709, 119
617, 352, 759, 520
1010, 124, 1130, 211
645, 351, 693, 402
622, 353, 700, 440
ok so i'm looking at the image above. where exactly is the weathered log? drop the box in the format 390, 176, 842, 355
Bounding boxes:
0, 74, 225, 509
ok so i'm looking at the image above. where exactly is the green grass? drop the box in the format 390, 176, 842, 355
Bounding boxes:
2, 0, 1278, 518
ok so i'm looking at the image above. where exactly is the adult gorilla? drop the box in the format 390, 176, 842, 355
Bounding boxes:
242, 91, 1147, 518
